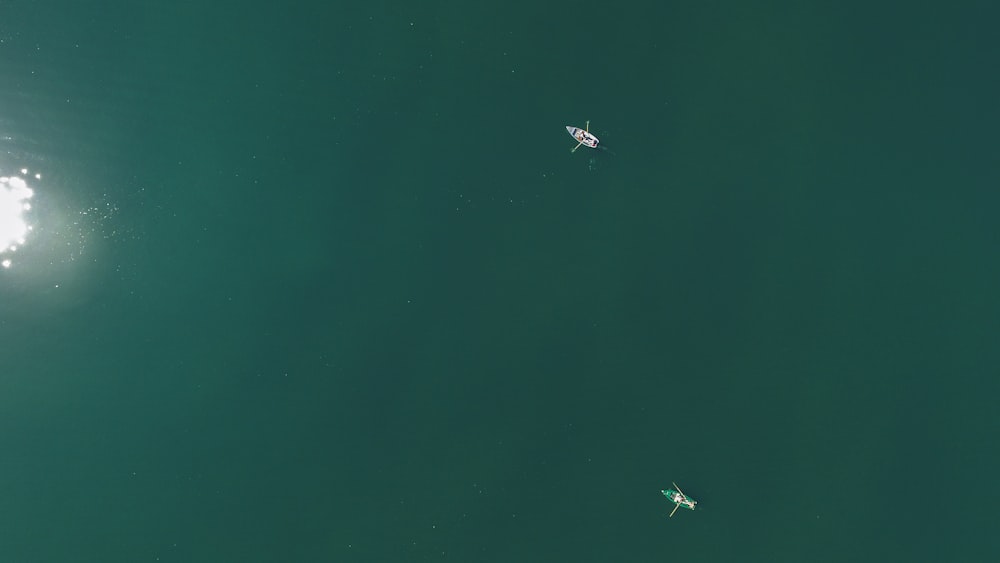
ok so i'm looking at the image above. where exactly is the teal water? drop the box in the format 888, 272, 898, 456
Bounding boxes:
1, 2, 998, 561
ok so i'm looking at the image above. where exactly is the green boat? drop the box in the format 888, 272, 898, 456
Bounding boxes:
661, 482, 697, 517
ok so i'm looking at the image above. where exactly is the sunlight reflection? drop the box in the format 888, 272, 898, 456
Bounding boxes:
0, 172, 34, 268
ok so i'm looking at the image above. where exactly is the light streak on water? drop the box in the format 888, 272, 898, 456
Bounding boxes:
0, 171, 34, 268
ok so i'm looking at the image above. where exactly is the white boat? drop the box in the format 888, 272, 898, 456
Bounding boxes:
566, 120, 599, 152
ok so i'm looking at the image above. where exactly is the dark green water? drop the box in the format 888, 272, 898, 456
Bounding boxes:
1, 2, 998, 561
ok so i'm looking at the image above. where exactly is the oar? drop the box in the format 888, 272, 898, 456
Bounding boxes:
571, 141, 583, 153
669, 503, 680, 518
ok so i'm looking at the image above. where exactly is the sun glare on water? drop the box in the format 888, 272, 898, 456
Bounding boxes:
0, 170, 36, 269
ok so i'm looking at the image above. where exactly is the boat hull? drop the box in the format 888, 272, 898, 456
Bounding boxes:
661, 489, 697, 510
566, 125, 599, 148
